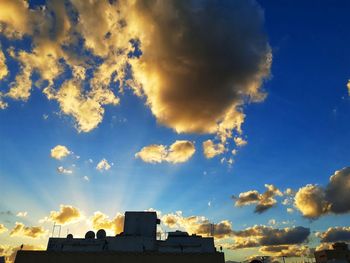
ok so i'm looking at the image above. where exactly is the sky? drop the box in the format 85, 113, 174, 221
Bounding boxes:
0, 0, 350, 262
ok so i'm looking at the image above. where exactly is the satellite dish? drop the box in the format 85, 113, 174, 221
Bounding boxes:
96, 229, 106, 239
67, 234, 73, 239
85, 231, 95, 239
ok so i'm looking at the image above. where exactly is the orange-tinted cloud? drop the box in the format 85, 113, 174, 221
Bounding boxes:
91, 212, 124, 235
0, 244, 44, 263
9, 222, 46, 238
294, 167, 350, 219
0, 0, 271, 153
48, 205, 82, 225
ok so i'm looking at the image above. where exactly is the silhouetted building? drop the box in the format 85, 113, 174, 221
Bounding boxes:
314, 242, 350, 263
0, 256, 5, 263
15, 211, 225, 263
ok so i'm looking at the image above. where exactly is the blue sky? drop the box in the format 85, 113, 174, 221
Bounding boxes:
0, 0, 350, 262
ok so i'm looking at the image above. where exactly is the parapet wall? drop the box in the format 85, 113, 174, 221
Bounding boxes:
15, 251, 225, 263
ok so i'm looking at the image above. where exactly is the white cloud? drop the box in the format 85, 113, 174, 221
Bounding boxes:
16, 211, 28, 217
57, 166, 73, 175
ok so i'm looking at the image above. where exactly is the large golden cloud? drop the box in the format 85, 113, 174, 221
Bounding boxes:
294, 167, 350, 219
0, 0, 271, 155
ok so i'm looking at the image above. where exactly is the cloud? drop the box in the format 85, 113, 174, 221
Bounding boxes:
316, 227, 350, 243
16, 211, 28, 217
259, 245, 312, 257
96, 158, 112, 171
0, 210, 13, 216
9, 222, 47, 238
0, 47, 8, 80
233, 184, 283, 213
0, 223, 7, 234
44, 79, 119, 132
0, 244, 44, 263
91, 212, 124, 235
230, 225, 310, 250
0, 0, 271, 151
294, 184, 328, 219
203, 140, 225, 159
315, 242, 333, 251
128, 1, 270, 143
161, 211, 232, 239
294, 167, 350, 219
234, 137, 248, 147
136, 140, 195, 164
48, 205, 82, 225
57, 166, 73, 174
50, 145, 71, 160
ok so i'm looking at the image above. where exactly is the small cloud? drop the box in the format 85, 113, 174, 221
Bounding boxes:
0, 223, 8, 234
16, 211, 28, 217
233, 184, 283, 214
234, 136, 247, 147
136, 140, 195, 164
287, 208, 294, 214
268, 219, 276, 225
48, 205, 82, 225
42, 114, 49, 120
83, 176, 89, 182
57, 166, 73, 175
9, 222, 47, 238
0, 210, 13, 216
50, 145, 71, 160
161, 211, 233, 239
203, 140, 225, 159
208, 201, 211, 207
96, 158, 112, 171
91, 212, 124, 235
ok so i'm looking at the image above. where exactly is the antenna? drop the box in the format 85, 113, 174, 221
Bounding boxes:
210, 223, 215, 237
51, 223, 62, 237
